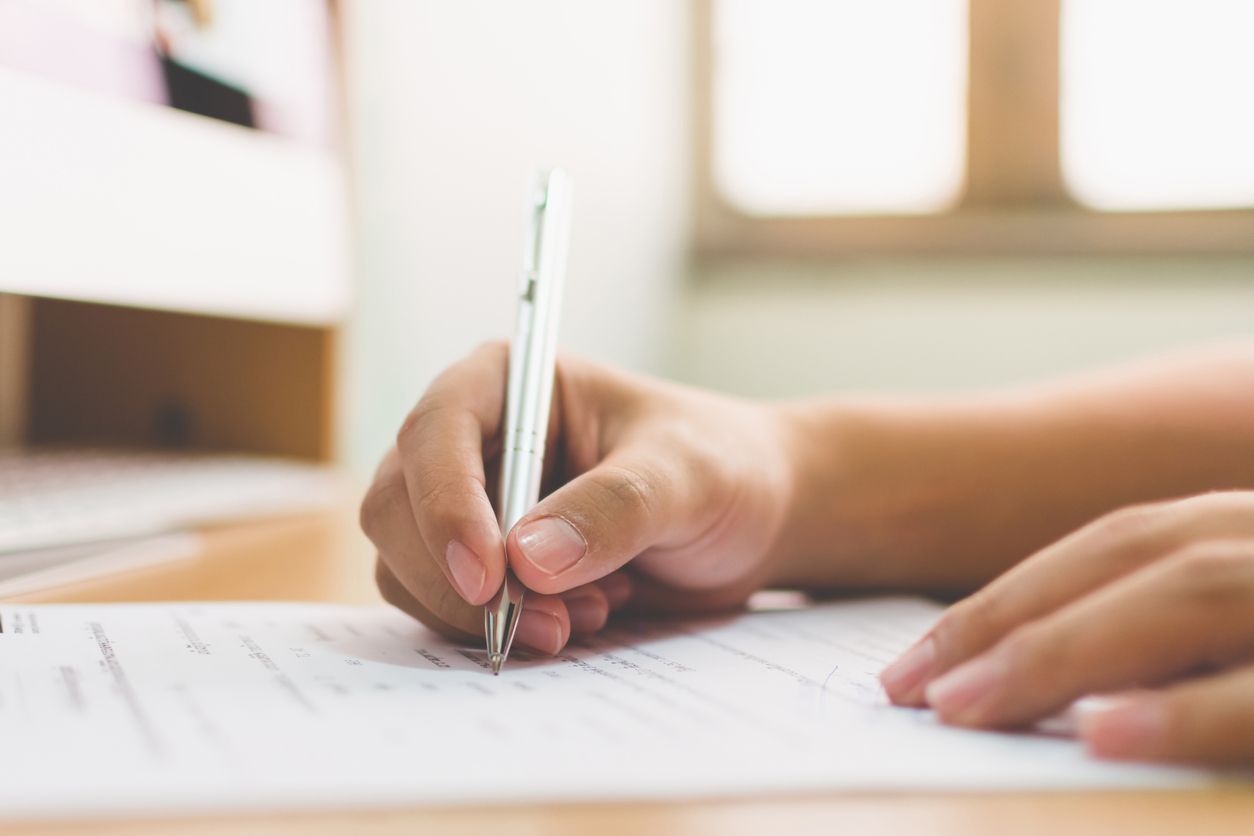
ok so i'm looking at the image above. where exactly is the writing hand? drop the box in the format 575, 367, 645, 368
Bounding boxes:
360, 343, 794, 656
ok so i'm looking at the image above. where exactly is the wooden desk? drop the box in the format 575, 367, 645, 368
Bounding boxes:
8, 509, 1254, 835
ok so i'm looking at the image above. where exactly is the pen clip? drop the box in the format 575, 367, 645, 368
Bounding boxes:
520, 173, 550, 300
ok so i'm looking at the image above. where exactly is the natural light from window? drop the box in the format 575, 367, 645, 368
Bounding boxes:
711, 0, 968, 217
1062, 0, 1254, 212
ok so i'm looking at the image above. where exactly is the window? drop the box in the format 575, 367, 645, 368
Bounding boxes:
1061, 0, 1254, 211
712, 0, 967, 216
697, 0, 1254, 256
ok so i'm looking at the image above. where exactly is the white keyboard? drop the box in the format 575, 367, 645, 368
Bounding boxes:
0, 448, 343, 555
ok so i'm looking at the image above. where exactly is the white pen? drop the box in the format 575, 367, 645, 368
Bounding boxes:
485, 167, 574, 674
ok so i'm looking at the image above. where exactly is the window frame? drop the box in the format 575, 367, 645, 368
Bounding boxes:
693, 0, 1254, 258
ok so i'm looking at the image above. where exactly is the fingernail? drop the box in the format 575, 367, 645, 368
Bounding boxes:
881, 638, 936, 701
445, 540, 486, 602
514, 608, 564, 655
926, 656, 1005, 723
1080, 700, 1167, 760
564, 590, 608, 633
515, 516, 586, 576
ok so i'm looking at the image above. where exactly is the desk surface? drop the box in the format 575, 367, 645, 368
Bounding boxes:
8, 510, 1254, 835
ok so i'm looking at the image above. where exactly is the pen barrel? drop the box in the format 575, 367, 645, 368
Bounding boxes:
498, 168, 572, 537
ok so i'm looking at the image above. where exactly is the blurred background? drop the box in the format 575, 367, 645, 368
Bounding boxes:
2, 0, 1253, 482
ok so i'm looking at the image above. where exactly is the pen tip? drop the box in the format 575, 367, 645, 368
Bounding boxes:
489, 652, 503, 675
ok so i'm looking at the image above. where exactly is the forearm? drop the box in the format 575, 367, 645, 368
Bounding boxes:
769, 342, 1254, 593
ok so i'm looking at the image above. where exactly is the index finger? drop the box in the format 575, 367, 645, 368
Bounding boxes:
925, 541, 1254, 729
881, 497, 1248, 706
396, 342, 510, 606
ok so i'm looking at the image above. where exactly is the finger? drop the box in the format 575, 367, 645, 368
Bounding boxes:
395, 342, 510, 606
362, 451, 481, 635
375, 558, 475, 643
378, 559, 572, 656
506, 449, 720, 595
1081, 665, 1254, 765
627, 572, 761, 616
598, 572, 634, 611
561, 583, 610, 634
363, 465, 571, 654
925, 540, 1254, 729
882, 495, 1254, 706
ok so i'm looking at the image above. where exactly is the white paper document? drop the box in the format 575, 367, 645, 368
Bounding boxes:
0, 596, 1212, 818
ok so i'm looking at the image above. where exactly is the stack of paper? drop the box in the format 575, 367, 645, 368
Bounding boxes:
0, 448, 341, 595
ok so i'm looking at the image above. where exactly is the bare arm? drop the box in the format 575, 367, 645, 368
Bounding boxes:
771, 341, 1254, 592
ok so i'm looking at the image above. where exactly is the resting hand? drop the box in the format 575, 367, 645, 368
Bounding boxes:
360, 343, 794, 657
881, 491, 1254, 766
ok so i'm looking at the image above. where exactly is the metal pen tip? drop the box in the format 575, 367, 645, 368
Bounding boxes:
489, 652, 503, 675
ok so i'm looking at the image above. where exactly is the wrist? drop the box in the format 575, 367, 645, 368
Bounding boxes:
763, 396, 1012, 593
764, 398, 874, 589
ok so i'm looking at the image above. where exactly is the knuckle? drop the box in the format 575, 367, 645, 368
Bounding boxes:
1170, 490, 1246, 524
412, 468, 480, 515
684, 445, 734, 502
398, 344, 510, 450
1001, 622, 1065, 677
396, 398, 452, 449
1092, 502, 1163, 543
592, 463, 658, 522
359, 473, 409, 542
1169, 542, 1254, 608
934, 589, 1002, 658
472, 339, 510, 361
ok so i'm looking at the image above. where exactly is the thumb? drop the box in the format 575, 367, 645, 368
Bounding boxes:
506, 453, 700, 595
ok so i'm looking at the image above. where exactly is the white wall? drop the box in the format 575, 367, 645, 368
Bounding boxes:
338, 1, 690, 474
336, 0, 1253, 473
679, 258, 1254, 398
